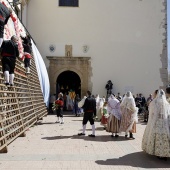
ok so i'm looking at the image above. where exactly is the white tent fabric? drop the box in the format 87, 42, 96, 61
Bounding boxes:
31, 40, 50, 106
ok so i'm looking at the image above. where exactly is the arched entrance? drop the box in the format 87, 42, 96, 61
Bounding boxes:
47, 56, 92, 97
56, 71, 81, 97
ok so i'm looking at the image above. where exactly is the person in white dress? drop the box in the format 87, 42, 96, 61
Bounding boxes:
97, 98, 104, 121
95, 94, 100, 120
119, 91, 138, 139
142, 89, 170, 160
66, 94, 73, 110
106, 94, 121, 137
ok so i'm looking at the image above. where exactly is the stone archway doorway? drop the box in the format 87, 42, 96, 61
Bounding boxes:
47, 56, 92, 97
56, 71, 81, 97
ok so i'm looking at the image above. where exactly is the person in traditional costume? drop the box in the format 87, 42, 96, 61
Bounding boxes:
101, 101, 109, 129
95, 94, 100, 119
142, 89, 170, 160
21, 34, 32, 74
78, 91, 96, 137
102, 96, 106, 103
0, 2, 13, 47
119, 91, 138, 139
97, 98, 104, 121
55, 92, 64, 124
106, 94, 121, 137
1, 35, 19, 86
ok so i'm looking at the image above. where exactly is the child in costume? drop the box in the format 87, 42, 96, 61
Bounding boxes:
21, 34, 32, 73
53, 92, 64, 124
101, 101, 109, 129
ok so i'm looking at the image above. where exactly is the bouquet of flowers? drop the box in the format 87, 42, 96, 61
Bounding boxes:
52, 99, 64, 111
103, 107, 109, 118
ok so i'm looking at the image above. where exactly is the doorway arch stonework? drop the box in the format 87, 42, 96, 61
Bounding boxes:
47, 56, 92, 97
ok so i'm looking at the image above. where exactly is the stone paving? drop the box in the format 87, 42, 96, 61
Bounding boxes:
0, 112, 170, 170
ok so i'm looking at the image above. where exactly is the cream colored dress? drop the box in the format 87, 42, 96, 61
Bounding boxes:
142, 90, 170, 157
106, 95, 121, 133
119, 94, 138, 133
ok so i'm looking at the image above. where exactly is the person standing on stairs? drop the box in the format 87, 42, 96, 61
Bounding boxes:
0, 2, 14, 47
21, 34, 32, 74
1, 35, 19, 86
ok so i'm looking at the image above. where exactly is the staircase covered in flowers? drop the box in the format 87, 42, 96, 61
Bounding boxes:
0, 0, 49, 153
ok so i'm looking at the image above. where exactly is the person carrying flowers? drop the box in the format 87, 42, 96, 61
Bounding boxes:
53, 92, 64, 124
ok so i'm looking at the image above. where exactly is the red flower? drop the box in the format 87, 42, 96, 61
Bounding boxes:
55, 100, 63, 106
53, 100, 63, 111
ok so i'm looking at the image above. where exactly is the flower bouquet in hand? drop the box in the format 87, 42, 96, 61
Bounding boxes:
52, 99, 64, 111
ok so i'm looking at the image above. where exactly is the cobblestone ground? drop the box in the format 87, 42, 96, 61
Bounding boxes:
0, 112, 170, 170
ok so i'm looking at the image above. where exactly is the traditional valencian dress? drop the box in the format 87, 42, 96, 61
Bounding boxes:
142, 89, 170, 158
119, 92, 138, 137
97, 98, 104, 121
101, 105, 108, 128
95, 95, 101, 120
55, 96, 64, 124
106, 95, 121, 136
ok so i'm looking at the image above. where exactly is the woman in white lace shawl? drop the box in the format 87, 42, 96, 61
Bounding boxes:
142, 89, 170, 160
119, 91, 138, 139
97, 98, 104, 121
106, 94, 121, 137
95, 94, 101, 120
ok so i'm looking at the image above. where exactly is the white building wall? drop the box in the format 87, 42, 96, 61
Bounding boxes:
25, 0, 167, 97
22, 4, 27, 27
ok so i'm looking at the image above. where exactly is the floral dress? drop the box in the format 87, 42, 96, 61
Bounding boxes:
101, 106, 108, 127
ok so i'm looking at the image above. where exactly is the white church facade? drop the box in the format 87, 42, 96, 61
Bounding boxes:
21, 0, 168, 97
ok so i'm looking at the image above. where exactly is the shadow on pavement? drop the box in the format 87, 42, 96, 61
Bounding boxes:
36, 122, 56, 125
85, 127, 106, 131
42, 134, 129, 142
42, 136, 72, 140
71, 120, 82, 121
95, 151, 170, 168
